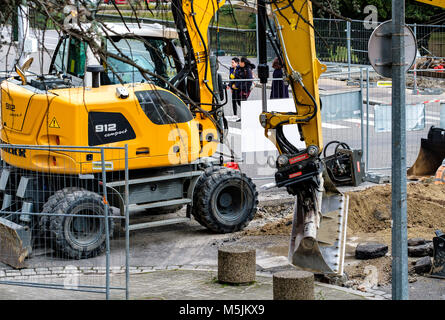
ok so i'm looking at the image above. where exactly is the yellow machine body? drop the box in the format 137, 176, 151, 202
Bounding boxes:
261, 0, 326, 152
416, 0, 445, 9
179, 0, 226, 159
1, 81, 200, 174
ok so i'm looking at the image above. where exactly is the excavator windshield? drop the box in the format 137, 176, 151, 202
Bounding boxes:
50, 34, 182, 88
104, 37, 180, 88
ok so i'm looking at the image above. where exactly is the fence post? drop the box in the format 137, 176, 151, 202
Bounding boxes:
412, 23, 418, 95
360, 68, 364, 154
366, 68, 370, 173
392, 0, 409, 300
346, 20, 351, 80
100, 148, 111, 300
125, 144, 130, 300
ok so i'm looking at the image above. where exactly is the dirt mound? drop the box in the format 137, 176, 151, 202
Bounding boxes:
248, 182, 445, 238
347, 182, 445, 236
246, 181, 445, 239
244, 216, 292, 236
344, 256, 393, 287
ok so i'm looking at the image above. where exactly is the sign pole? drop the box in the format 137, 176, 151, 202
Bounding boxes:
391, 0, 409, 300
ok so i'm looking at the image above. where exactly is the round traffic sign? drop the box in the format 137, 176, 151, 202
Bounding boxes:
368, 20, 417, 78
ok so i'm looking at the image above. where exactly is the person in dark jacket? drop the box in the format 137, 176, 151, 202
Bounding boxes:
228, 57, 241, 117
270, 57, 289, 99
236, 57, 255, 102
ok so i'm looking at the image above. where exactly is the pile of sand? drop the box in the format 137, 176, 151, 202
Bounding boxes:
248, 182, 445, 239
347, 182, 445, 239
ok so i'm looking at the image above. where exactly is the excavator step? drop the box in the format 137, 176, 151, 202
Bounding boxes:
129, 198, 192, 210
107, 171, 202, 187
128, 217, 192, 231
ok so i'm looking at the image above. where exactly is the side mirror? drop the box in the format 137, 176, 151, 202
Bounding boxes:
21, 57, 34, 72
15, 65, 27, 85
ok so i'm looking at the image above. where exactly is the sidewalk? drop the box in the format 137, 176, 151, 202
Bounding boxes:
0, 265, 384, 300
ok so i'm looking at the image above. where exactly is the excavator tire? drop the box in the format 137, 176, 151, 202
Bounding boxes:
39, 187, 85, 237
193, 168, 258, 233
48, 189, 114, 259
190, 165, 224, 225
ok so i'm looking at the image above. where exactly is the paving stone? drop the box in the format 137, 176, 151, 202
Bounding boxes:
154, 266, 167, 270
414, 256, 432, 274
59, 268, 82, 274
372, 290, 386, 296
257, 256, 290, 269
82, 269, 97, 274
20, 269, 37, 276
409, 242, 433, 257
35, 268, 49, 272
130, 269, 142, 273
408, 238, 427, 246
179, 265, 196, 270
166, 265, 181, 270
35, 271, 52, 275
79, 267, 93, 271
93, 267, 107, 271
198, 265, 217, 270
141, 266, 154, 270
5, 271, 22, 277
355, 243, 388, 259
50, 267, 65, 272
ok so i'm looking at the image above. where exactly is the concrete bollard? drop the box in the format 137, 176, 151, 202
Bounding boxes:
273, 270, 315, 300
218, 246, 256, 284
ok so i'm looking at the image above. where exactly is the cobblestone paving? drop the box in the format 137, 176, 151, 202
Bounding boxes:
0, 265, 385, 300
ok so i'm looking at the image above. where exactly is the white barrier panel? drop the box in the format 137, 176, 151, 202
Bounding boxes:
240, 98, 306, 152
441, 103, 445, 129
374, 103, 425, 133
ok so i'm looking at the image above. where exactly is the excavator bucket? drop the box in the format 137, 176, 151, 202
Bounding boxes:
289, 171, 348, 275
407, 126, 445, 178
0, 217, 31, 269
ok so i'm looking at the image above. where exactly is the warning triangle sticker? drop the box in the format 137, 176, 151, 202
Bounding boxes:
49, 117, 60, 128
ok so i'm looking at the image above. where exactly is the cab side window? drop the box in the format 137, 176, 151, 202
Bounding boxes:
51, 36, 87, 80
52, 37, 69, 74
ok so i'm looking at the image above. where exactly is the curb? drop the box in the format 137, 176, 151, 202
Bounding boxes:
258, 195, 294, 207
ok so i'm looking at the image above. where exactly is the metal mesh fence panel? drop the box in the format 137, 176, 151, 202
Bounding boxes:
0, 145, 129, 299
314, 18, 348, 64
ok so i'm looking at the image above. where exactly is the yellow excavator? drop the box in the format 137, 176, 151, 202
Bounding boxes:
0, 0, 361, 274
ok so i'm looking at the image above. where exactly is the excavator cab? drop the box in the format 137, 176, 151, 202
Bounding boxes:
49, 23, 183, 89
